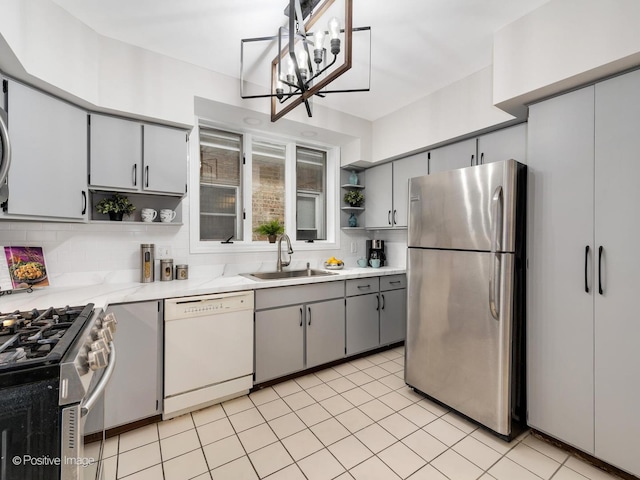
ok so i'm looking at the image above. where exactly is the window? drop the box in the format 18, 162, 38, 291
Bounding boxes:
252, 141, 286, 241
296, 147, 326, 241
192, 125, 338, 252
199, 128, 242, 241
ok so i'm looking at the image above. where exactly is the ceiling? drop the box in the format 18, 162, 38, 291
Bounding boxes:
50, 0, 550, 122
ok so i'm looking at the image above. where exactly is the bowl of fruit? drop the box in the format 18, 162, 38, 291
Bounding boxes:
324, 256, 344, 270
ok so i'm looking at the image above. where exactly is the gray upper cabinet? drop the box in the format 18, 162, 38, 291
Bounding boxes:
391, 153, 428, 228
364, 163, 392, 229
6, 81, 87, 220
527, 68, 640, 477
477, 123, 527, 165
365, 154, 427, 229
89, 114, 142, 191
143, 124, 187, 195
89, 115, 187, 196
429, 138, 476, 174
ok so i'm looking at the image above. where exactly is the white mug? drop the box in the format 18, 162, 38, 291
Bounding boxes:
160, 209, 176, 223
141, 208, 157, 222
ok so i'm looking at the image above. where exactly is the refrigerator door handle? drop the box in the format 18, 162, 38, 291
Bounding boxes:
490, 186, 503, 253
489, 185, 503, 320
489, 253, 501, 320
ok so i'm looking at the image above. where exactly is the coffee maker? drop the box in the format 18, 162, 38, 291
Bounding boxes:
366, 239, 386, 266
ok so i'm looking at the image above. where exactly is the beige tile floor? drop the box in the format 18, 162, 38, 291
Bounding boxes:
94, 346, 624, 480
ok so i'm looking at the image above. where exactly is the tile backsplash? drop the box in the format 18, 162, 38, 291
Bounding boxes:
0, 199, 408, 287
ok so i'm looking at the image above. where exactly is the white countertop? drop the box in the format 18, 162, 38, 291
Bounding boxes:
0, 267, 406, 312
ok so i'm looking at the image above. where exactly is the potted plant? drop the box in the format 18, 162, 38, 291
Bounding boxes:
254, 219, 284, 243
344, 190, 365, 207
95, 193, 136, 221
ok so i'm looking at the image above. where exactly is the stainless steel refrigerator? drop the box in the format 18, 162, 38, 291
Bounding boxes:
405, 159, 526, 439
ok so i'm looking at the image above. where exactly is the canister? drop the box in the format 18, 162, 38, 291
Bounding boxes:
160, 259, 173, 281
175, 264, 188, 280
140, 244, 155, 283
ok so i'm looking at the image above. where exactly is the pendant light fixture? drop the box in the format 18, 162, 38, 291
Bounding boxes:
240, 0, 371, 122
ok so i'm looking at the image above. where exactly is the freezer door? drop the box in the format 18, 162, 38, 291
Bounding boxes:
408, 159, 522, 252
405, 248, 515, 436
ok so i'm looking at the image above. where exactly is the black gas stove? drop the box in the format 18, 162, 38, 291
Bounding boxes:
0, 305, 91, 373
0, 303, 117, 480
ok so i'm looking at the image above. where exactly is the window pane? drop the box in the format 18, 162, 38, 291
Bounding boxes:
199, 128, 242, 240
296, 147, 326, 240
252, 141, 286, 241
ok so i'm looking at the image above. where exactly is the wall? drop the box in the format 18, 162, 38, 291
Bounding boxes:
493, 0, 640, 116
0, 0, 372, 163
370, 67, 517, 163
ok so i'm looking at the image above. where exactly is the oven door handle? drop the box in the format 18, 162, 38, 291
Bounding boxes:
81, 342, 116, 417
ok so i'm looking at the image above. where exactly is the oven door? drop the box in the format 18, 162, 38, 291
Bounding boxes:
0, 107, 10, 203
61, 343, 116, 480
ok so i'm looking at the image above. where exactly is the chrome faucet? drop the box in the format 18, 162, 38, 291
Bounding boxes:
276, 233, 294, 271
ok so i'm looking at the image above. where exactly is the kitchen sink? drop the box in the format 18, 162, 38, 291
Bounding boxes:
242, 269, 338, 281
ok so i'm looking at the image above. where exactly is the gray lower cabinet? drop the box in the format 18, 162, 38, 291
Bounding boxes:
104, 301, 163, 429
255, 305, 305, 383
306, 298, 346, 369
346, 292, 380, 355
254, 282, 345, 384
346, 275, 407, 355
379, 288, 406, 345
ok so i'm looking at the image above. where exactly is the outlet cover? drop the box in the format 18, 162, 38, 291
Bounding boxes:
156, 245, 172, 259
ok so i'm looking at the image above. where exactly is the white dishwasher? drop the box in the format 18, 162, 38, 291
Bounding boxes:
163, 290, 254, 419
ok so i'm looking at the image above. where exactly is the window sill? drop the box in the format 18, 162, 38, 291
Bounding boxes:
189, 239, 339, 255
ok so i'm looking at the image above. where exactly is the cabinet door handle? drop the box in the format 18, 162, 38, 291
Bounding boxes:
598, 246, 604, 295
299, 307, 303, 327
585, 245, 590, 293
308, 306, 311, 326
390, 280, 401, 285
81, 191, 87, 215
471, 154, 475, 166
381, 294, 385, 310
132, 164, 137, 186
376, 295, 380, 311
357, 285, 371, 290
393, 210, 397, 225
388, 210, 391, 225
145, 165, 149, 188
480, 152, 484, 165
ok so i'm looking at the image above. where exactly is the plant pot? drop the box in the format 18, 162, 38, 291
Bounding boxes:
108, 212, 124, 221
268, 234, 277, 243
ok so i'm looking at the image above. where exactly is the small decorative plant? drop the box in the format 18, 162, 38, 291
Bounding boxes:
344, 190, 364, 207
95, 193, 136, 221
254, 219, 284, 242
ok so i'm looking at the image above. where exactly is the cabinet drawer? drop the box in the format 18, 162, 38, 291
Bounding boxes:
380, 275, 406, 291
255, 280, 345, 310
346, 277, 380, 297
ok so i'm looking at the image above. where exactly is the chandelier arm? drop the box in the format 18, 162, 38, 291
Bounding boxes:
306, 53, 338, 84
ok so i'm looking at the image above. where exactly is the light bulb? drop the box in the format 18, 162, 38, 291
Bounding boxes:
297, 48, 309, 80
328, 17, 341, 40
313, 30, 326, 50
297, 48, 309, 69
328, 17, 341, 55
286, 57, 296, 84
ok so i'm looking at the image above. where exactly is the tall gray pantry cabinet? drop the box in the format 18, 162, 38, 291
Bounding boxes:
527, 68, 640, 477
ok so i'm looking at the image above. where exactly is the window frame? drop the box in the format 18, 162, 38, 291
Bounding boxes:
189, 121, 340, 254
